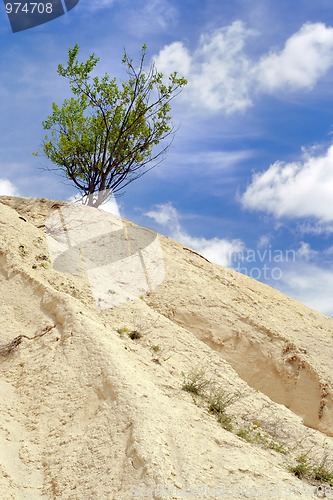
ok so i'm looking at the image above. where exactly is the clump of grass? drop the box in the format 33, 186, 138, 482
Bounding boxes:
208, 397, 233, 430
289, 454, 333, 486
207, 389, 242, 431
181, 369, 210, 396
181, 369, 243, 432
116, 326, 129, 336
237, 425, 287, 455
207, 389, 240, 413
215, 414, 233, 431
128, 330, 142, 340
269, 441, 288, 454
150, 344, 161, 353
289, 454, 314, 479
237, 427, 252, 442
312, 466, 333, 485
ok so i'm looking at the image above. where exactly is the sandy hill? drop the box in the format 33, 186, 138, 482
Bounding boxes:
0, 195, 332, 499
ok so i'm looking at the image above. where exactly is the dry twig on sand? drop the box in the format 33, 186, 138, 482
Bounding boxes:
0, 324, 56, 357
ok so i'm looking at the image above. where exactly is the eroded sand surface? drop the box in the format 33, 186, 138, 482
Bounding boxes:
0, 196, 332, 499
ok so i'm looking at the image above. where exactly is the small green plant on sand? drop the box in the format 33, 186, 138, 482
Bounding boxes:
33, 254, 50, 269
116, 326, 129, 336
207, 389, 241, 431
150, 344, 161, 353
289, 454, 333, 486
237, 425, 287, 455
289, 454, 315, 479
181, 369, 210, 396
128, 330, 142, 340
181, 369, 243, 432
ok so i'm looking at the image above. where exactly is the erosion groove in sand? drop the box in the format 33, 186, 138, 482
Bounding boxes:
169, 307, 332, 436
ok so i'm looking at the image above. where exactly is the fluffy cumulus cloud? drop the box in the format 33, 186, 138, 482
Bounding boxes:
145, 202, 244, 266
145, 202, 177, 226
241, 144, 333, 222
257, 23, 333, 91
154, 22, 333, 113
155, 21, 255, 113
0, 179, 20, 196
154, 42, 192, 77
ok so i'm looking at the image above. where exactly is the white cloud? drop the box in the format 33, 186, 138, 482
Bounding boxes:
145, 206, 333, 316
179, 234, 244, 267
145, 204, 333, 316
145, 202, 244, 266
257, 23, 333, 92
296, 242, 318, 262
155, 21, 255, 113
277, 263, 333, 316
0, 179, 20, 196
257, 235, 270, 248
182, 150, 253, 169
145, 202, 177, 226
154, 22, 333, 114
154, 42, 191, 77
241, 144, 333, 222
298, 221, 333, 235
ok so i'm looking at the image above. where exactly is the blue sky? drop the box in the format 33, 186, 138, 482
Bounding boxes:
1, 0, 333, 316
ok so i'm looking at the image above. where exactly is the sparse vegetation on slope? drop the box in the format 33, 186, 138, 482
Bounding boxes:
181, 369, 243, 431
289, 453, 333, 486
2, 197, 333, 498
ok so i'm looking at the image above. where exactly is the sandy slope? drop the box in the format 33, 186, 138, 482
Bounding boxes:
0, 196, 332, 499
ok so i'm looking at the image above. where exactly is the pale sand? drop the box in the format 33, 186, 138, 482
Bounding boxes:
0, 196, 332, 499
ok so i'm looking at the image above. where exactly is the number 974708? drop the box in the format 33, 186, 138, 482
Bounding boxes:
5, 2, 53, 14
